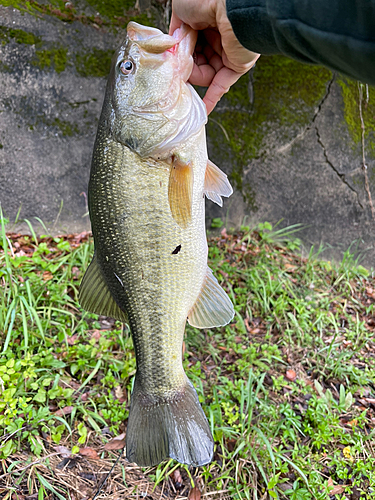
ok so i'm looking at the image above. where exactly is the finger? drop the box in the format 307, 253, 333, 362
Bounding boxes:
194, 52, 208, 66
203, 29, 223, 57
203, 66, 243, 115
207, 52, 224, 73
189, 62, 216, 87
169, 12, 182, 35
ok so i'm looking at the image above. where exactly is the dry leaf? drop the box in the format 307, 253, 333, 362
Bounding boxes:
189, 487, 201, 500
54, 445, 72, 458
79, 447, 99, 460
67, 334, 79, 346
172, 469, 183, 487
42, 271, 53, 281
104, 433, 126, 451
54, 405, 74, 416
90, 330, 102, 341
330, 484, 345, 495
114, 385, 126, 403
286, 369, 297, 382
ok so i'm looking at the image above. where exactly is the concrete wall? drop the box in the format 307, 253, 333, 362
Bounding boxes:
1, 1, 374, 265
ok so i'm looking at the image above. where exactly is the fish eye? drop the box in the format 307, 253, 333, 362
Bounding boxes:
119, 59, 134, 75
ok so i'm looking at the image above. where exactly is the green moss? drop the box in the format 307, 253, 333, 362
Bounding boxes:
208, 55, 332, 200
75, 48, 113, 77
51, 117, 79, 136
0, 26, 41, 45
0, 0, 152, 28
337, 78, 375, 158
84, 0, 137, 19
32, 47, 67, 73
0, 0, 76, 21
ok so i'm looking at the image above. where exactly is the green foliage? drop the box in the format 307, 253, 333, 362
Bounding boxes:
1, 215, 375, 498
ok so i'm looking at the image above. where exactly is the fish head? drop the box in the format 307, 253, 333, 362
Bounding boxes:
108, 22, 205, 157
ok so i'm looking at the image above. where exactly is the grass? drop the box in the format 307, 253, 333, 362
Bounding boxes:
1, 213, 375, 499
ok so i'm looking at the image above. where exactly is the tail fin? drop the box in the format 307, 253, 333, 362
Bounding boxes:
126, 378, 213, 467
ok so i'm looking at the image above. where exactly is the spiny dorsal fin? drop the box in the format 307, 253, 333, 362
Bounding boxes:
168, 157, 194, 228
187, 267, 234, 328
79, 253, 128, 324
204, 159, 233, 207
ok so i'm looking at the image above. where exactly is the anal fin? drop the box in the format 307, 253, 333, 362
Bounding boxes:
187, 268, 234, 328
79, 253, 128, 323
204, 159, 233, 207
168, 157, 193, 228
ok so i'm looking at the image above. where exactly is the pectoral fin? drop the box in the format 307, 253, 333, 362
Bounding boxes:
204, 160, 233, 207
168, 158, 194, 228
187, 268, 234, 328
79, 253, 128, 323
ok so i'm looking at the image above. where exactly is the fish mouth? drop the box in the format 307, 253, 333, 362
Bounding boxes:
127, 21, 197, 82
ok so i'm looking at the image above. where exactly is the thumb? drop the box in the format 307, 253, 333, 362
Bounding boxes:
169, 12, 183, 35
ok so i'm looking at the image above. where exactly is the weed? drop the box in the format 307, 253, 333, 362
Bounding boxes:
1, 217, 375, 498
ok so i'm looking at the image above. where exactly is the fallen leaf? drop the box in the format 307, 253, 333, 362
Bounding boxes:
250, 327, 260, 334
90, 329, 102, 341
12, 493, 25, 500
104, 433, 126, 451
42, 271, 53, 281
54, 405, 74, 416
114, 385, 126, 403
330, 484, 345, 495
54, 445, 72, 458
220, 227, 228, 239
172, 468, 183, 488
67, 334, 79, 346
286, 369, 297, 382
189, 487, 201, 500
79, 447, 99, 460
347, 419, 358, 427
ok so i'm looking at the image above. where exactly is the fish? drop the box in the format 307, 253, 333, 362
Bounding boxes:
79, 21, 234, 467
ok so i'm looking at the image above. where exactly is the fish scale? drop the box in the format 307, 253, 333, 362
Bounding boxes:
90, 128, 207, 394
79, 21, 234, 467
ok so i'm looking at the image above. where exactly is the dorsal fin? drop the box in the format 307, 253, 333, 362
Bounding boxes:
168, 157, 194, 228
204, 160, 233, 207
187, 268, 234, 328
79, 253, 128, 323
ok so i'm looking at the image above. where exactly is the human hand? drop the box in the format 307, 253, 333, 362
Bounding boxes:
169, 0, 260, 114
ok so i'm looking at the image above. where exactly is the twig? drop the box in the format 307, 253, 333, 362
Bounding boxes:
358, 82, 375, 221
92, 448, 125, 500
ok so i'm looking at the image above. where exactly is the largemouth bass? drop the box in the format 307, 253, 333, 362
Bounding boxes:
79, 22, 234, 467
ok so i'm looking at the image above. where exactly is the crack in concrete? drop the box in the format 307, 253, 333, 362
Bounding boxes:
277, 75, 335, 154
315, 125, 364, 210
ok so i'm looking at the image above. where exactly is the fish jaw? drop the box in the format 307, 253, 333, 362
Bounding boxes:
170, 23, 197, 83
108, 22, 205, 158
126, 21, 197, 83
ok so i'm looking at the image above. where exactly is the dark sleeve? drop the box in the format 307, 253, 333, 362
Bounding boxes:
226, 0, 375, 84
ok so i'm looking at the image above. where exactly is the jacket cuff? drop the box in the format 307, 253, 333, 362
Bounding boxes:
226, 0, 280, 54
